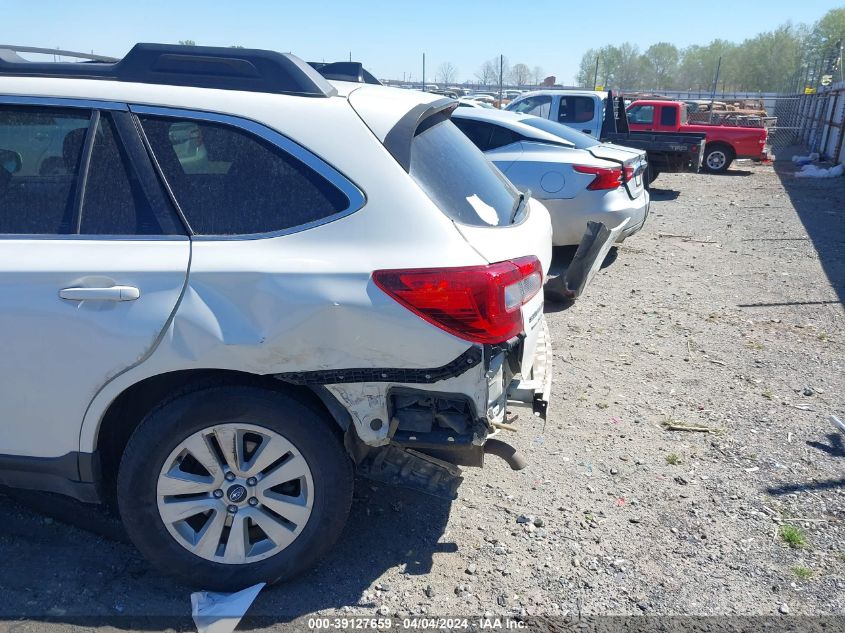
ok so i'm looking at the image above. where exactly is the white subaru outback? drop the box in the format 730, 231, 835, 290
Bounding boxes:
0, 44, 556, 589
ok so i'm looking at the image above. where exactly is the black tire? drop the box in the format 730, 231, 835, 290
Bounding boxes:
703, 144, 734, 173
117, 385, 353, 590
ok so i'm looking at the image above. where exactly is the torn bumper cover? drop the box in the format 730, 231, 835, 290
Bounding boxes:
545, 218, 630, 301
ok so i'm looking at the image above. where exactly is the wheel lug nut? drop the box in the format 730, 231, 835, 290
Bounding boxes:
246, 477, 257, 486
213, 489, 223, 499
227, 504, 238, 514
248, 497, 258, 506
224, 472, 236, 482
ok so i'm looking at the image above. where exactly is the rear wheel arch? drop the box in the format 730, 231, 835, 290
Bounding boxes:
95, 369, 346, 502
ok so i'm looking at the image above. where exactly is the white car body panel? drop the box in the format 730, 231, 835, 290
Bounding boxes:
0, 239, 189, 457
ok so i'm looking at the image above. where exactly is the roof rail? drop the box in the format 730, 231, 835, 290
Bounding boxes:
309, 61, 381, 85
0, 43, 337, 97
0, 45, 118, 63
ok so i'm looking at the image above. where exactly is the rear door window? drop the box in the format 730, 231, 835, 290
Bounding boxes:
660, 106, 678, 126
139, 116, 350, 235
558, 97, 596, 124
79, 113, 183, 235
409, 115, 519, 227
0, 106, 89, 234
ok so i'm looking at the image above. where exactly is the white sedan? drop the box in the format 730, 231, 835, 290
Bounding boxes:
451, 108, 650, 246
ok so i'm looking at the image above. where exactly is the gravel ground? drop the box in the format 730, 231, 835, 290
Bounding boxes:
1, 156, 843, 631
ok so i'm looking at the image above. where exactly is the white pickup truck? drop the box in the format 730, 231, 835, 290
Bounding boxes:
507, 90, 705, 184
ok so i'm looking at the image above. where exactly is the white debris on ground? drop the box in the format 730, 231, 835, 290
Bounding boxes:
795, 163, 845, 178
791, 152, 819, 164
191, 583, 266, 633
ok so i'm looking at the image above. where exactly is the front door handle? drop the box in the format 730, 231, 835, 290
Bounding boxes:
59, 286, 140, 301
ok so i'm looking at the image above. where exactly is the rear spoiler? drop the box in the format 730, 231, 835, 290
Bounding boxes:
600, 90, 630, 137
308, 61, 381, 85
383, 97, 457, 172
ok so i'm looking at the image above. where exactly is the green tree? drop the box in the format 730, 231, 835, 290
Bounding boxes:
642, 42, 679, 89
178, 39, 196, 46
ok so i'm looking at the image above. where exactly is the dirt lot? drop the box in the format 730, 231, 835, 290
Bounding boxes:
1, 157, 844, 632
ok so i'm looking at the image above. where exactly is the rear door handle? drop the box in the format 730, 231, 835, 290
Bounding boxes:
59, 286, 140, 301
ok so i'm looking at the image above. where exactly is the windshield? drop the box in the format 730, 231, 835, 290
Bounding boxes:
409, 115, 520, 227
520, 117, 599, 150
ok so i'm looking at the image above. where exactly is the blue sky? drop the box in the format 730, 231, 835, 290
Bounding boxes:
4, 0, 838, 84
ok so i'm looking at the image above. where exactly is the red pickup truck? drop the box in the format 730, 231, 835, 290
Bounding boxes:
626, 100, 769, 174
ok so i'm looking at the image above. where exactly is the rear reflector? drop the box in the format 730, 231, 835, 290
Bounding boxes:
373, 256, 542, 345
573, 165, 623, 190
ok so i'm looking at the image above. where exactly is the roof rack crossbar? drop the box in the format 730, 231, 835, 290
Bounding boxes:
0, 43, 337, 97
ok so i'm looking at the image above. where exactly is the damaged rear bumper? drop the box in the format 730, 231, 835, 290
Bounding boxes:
275, 318, 554, 496
545, 218, 630, 301
505, 318, 552, 420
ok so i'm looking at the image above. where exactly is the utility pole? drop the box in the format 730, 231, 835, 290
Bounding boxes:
708, 56, 722, 124
498, 54, 504, 109
592, 54, 600, 89
349, 51, 352, 62
422, 53, 426, 91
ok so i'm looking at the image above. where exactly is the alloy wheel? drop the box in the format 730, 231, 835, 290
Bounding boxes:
156, 423, 314, 564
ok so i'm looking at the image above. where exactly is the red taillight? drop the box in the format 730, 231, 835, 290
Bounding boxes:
573, 165, 624, 190
373, 256, 542, 345
623, 165, 635, 182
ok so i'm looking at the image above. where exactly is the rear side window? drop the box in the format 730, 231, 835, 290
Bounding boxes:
139, 116, 349, 235
558, 97, 595, 124
660, 106, 677, 126
409, 115, 519, 227
452, 119, 522, 151
628, 105, 654, 125
508, 95, 551, 118
0, 106, 89, 234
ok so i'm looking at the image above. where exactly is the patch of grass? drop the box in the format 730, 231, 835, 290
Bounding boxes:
840, 552, 845, 562
596, 402, 609, 410
780, 525, 808, 549
666, 453, 682, 465
762, 389, 774, 400
817, 332, 829, 341
792, 565, 813, 580
745, 340, 765, 351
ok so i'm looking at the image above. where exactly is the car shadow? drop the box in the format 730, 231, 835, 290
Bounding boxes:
647, 188, 680, 201
703, 168, 753, 177
0, 477, 454, 626
774, 148, 845, 306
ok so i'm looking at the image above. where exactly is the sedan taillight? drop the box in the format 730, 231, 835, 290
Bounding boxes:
573, 165, 624, 190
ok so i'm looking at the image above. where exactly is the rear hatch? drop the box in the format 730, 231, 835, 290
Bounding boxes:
345, 83, 552, 376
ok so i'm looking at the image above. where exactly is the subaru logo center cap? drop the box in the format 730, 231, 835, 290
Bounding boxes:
227, 484, 247, 503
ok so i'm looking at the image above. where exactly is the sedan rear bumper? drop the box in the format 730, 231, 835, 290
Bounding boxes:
544, 188, 649, 247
